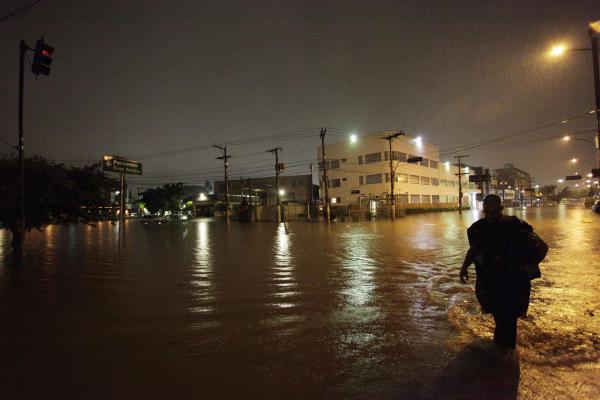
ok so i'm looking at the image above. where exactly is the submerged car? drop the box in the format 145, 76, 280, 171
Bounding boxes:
141, 216, 168, 224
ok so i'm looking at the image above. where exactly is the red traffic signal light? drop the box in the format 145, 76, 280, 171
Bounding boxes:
31, 38, 54, 76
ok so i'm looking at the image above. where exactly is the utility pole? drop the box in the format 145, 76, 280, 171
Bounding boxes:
307, 163, 313, 222
382, 131, 405, 220
455, 155, 470, 214
589, 27, 600, 167
267, 147, 283, 223
214, 145, 230, 222
320, 128, 330, 223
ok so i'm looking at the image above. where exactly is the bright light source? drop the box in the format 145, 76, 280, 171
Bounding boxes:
331, 198, 337, 204
414, 136, 422, 146
575, 184, 580, 187
571, 158, 578, 163
535, 184, 539, 188
587, 185, 591, 188
199, 193, 207, 201
557, 179, 564, 183
115, 191, 120, 195
586, 179, 591, 183
562, 135, 571, 141
444, 161, 450, 170
549, 44, 566, 57
587, 173, 593, 177
279, 189, 285, 196
350, 133, 358, 143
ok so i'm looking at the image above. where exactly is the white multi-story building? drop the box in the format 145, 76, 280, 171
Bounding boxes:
318, 131, 478, 209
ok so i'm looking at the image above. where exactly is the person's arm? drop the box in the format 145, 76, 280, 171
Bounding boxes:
460, 247, 475, 284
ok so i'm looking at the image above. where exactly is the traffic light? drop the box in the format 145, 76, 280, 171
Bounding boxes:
31, 38, 54, 76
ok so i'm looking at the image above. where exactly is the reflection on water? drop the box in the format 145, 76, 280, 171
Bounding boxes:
189, 220, 214, 315
0, 208, 598, 399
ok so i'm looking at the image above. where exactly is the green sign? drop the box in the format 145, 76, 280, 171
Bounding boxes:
102, 155, 142, 175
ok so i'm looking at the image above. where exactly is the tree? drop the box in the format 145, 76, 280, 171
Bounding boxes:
0, 156, 117, 249
141, 183, 183, 215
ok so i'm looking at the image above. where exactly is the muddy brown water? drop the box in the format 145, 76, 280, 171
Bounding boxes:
1, 206, 598, 399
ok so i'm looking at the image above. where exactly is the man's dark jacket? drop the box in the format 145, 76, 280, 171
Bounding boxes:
467, 215, 533, 316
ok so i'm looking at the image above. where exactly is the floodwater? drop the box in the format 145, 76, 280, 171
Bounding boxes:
0, 206, 598, 399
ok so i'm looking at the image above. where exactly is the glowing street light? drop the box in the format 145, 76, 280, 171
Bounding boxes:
557, 179, 564, 183
562, 135, 571, 141
279, 189, 285, 196
350, 133, 358, 143
571, 158, 578, 163
549, 44, 566, 57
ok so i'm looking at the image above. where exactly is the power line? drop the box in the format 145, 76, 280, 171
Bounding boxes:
0, 0, 45, 23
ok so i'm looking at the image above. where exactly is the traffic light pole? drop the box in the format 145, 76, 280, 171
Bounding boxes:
119, 174, 126, 224
15, 40, 29, 252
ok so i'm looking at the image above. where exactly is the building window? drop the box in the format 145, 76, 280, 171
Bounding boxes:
330, 159, 340, 169
397, 173, 408, 183
366, 174, 382, 184
440, 195, 448, 203
440, 179, 447, 186
365, 152, 382, 164
410, 174, 420, 184
419, 158, 429, 167
421, 195, 431, 203
420, 176, 430, 185
384, 151, 389, 161
330, 178, 341, 188
394, 151, 407, 162
385, 173, 390, 182
431, 178, 439, 186
429, 160, 438, 169
432, 195, 440, 203
397, 194, 409, 203
359, 176, 364, 185
358, 155, 363, 165
351, 189, 360, 195
410, 194, 420, 203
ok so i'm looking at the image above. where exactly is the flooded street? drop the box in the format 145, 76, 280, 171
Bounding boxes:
0, 207, 598, 399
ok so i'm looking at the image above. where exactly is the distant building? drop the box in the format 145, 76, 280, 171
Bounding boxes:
317, 131, 478, 209
214, 174, 313, 205
491, 163, 533, 205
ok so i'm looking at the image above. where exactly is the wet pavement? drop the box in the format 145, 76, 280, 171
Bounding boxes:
0, 206, 598, 399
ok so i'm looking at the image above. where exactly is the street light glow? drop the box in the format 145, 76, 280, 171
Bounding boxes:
571, 158, 578, 163
549, 44, 566, 57
588, 173, 593, 178
279, 189, 285, 196
562, 135, 571, 141
350, 133, 358, 143
557, 179, 564, 183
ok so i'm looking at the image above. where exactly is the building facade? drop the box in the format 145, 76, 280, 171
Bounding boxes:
491, 163, 533, 205
318, 131, 478, 208
214, 174, 313, 205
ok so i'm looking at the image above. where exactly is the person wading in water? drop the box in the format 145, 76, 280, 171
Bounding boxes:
459, 194, 539, 349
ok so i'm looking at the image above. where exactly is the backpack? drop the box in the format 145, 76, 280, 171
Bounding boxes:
507, 229, 549, 280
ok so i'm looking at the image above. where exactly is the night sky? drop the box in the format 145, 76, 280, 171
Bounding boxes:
1, 1, 598, 187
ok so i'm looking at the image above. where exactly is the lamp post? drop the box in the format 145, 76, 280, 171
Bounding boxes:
549, 22, 600, 167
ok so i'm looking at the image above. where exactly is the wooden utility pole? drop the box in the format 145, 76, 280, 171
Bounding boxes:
382, 131, 405, 220
307, 163, 313, 222
214, 145, 230, 222
267, 147, 283, 223
320, 128, 330, 223
15, 40, 28, 252
455, 155, 470, 214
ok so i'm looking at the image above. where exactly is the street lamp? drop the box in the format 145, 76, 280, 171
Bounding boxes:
548, 22, 600, 167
